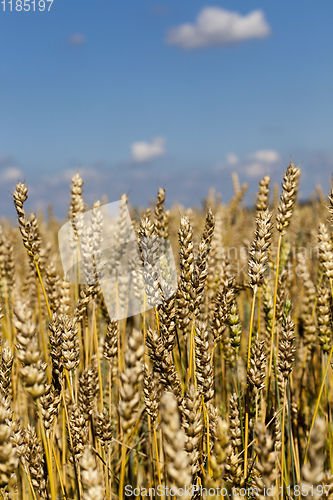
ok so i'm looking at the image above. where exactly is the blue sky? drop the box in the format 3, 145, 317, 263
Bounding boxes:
1, 0, 333, 216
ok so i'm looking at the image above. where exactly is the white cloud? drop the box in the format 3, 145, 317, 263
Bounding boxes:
68, 34, 86, 46
245, 162, 267, 177
214, 149, 280, 177
248, 149, 280, 163
226, 153, 239, 166
166, 7, 271, 49
131, 137, 166, 163
0, 167, 23, 182
244, 149, 280, 177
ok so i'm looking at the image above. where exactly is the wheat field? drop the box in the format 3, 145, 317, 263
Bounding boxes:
0, 164, 333, 500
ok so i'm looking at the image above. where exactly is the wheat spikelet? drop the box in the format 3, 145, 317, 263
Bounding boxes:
74, 284, 96, 322
177, 216, 194, 335
59, 276, 71, 315
21, 424, 48, 498
248, 337, 266, 394
13, 300, 46, 399
78, 364, 99, 419
273, 413, 282, 452
95, 407, 113, 448
157, 286, 176, 352
68, 404, 88, 461
225, 393, 244, 488
228, 299, 242, 356
45, 261, 61, 313
327, 187, 333, 226
256, 176, 270, 214
146, 326, 183, 404
194, 321, 214, 403
276, 162, 300, 234
13, 182, 40, 260
143, 363, 160, 423
103, 319, 118, 360
262, 279, 273, 353
139, 218, 161, 307
0, 398, 18, 488
160, 391, 192, 494
211, 278, 235, 345
119, 327, 144, 433
48, 313, 64, 391
248, 210, 273, 292
80, 445, 105, 500
69, 173, 84, 240
154, 187, 166, 238
59, 313, 80, 372
253, 421, 278, 498
301, 417, 325, 498
0, 342, 14, 400
181, 383, 203, 477
297, 253, 316, 347
278, 312, 296, 380
317, 278, 332, 353
39, 384, 61, 437
318, 223, 333, 280
207, 417, 230, 486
